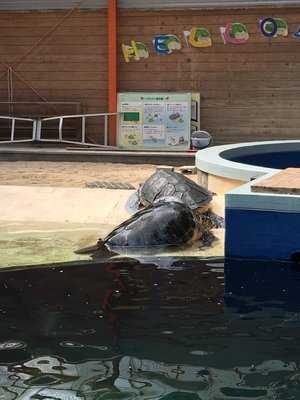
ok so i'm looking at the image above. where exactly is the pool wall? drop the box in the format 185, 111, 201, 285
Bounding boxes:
196, 141, 300, 261
225, 176, 300, 261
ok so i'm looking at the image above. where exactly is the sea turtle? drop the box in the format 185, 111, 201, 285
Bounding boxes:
76, 198, 201, 258
138, 169, 223, 235
138, 169, 212, 210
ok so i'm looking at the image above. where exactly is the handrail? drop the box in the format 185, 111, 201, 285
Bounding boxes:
42, 112, 119, 121
0, 112, 120, 147
0, 115, 36, 122
39, 112, 120, 147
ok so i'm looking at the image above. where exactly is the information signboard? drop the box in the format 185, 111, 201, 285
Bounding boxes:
117, 92, 197, 151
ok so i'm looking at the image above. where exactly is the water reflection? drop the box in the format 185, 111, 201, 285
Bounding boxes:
0, 258, 300, 398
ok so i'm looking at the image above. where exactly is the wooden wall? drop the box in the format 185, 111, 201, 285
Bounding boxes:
118, 8, 300, 145
1, 7, 300, 144
0, 9, 108, 142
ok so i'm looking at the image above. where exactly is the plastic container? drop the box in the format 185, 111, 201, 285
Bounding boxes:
191, 130, 213, 150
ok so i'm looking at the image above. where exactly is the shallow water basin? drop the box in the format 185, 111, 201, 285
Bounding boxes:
0, 221, 224, 268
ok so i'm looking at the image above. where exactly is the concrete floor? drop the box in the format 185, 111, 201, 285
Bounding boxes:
0, 185, 131, 225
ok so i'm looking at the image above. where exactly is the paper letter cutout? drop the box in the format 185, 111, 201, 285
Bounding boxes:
122, 41, 149, 63
260, 18, 288, 37
294, 26, 300, 38
184, 27, 212, 48
153, 35, 181, 55
220, 22, 249, 44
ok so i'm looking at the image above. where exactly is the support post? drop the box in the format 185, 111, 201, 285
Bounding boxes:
108, 0, 117, 146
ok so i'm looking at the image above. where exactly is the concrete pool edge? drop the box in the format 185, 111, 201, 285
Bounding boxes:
195, 140, 300, 181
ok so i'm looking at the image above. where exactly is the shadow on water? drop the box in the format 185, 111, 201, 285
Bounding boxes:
1, 257, 300, 398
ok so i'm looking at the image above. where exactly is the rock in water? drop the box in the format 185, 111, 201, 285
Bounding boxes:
76, 200, 199, 258
138, 169, 212, 209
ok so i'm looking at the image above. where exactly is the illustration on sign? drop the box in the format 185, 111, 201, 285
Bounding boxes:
165, 102, 189, 147
144, 102, 165, 125
183, 27, 212, 48
120, 125, 143, 147
220, 22, 249, 44
143, 102, 166, 146
260, 18, 288, 37
122, 41, 149, 62
153, 35, 181, 55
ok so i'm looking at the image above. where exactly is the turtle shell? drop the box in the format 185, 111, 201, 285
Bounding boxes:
105, 200, 197, 249
138, 169, 212, 210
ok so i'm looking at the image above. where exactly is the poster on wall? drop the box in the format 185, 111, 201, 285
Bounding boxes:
118, 92, 195, 151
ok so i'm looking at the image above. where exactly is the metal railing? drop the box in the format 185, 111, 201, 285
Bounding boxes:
0, 112, 119, 147
38, 113, 118, 147
0, 115, 37, 144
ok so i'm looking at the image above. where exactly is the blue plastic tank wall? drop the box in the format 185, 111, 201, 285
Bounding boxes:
225, 208, 300, 261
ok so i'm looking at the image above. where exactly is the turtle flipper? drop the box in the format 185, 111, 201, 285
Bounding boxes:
75, 244, 100, 255
75, 239, 118, 258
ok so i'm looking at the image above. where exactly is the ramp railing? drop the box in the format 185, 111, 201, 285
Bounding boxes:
0, 112, 119, 147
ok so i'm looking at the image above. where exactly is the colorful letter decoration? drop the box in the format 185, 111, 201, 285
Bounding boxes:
153, 35, 181, 55
260, 18, 288, 37
120, 17, 292, 61
184, 27, 212, 48
294, 26, 300, 38
276, 18, 289, 36
220, 22, 249, 44
122, 41, 149, 63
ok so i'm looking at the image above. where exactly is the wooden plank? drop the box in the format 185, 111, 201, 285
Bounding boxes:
118, 12, 300, 25
0, 45, 107, 55
0, 89, 107, 98
119, 80, 300, 91
119, 8, 300, 19
0, 81, 108, 90
252, 169, 300, 195
12, 63, 107, 72
0, 35, 107, 46
120, 63, 300, 73
120, 70, 300, 80
5, 71, 108, 81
